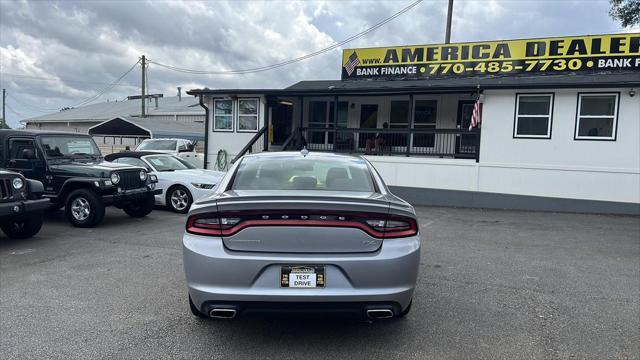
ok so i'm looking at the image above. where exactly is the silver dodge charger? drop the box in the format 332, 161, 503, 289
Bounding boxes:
183, 151, 420, 320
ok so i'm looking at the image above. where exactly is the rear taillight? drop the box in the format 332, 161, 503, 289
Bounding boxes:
186, 215, 241, 236
186, 211, 417, 238
367, 217, 417, 238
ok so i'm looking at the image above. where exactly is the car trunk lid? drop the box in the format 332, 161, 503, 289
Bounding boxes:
196, 190, 391, 253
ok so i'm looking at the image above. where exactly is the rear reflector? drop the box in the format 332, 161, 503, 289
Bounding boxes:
186, 211, 417, 238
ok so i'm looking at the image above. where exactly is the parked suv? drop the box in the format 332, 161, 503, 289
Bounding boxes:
0, 130, 160, 228
0, 169, 49, 238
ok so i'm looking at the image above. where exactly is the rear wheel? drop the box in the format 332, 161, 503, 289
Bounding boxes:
189, 294, 207, 318
65, 189, 105, 228
167, 186, 192, 213
1, 216, 44, 239
123, 194, 155, 218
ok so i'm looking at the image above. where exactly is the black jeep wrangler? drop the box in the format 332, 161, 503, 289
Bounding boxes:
0, 169, 49, 238
0, 130, 160, 228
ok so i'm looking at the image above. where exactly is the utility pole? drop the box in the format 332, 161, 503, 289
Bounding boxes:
141, 55, 146, 118
445, 0, 454, 44
1, 89, 5, 129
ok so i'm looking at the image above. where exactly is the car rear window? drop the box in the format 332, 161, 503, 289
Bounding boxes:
231, 156, 375, 192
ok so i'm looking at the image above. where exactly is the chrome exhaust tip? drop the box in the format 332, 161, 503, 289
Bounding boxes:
366, 309, 394, 319
209, 308, 237, 319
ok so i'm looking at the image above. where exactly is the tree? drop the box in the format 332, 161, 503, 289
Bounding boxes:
609, 0, 640, 27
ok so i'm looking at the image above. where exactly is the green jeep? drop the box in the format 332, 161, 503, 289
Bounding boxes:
0, 130, 160, 228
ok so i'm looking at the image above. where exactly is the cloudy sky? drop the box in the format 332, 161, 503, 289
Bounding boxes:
0, 0, 636, 127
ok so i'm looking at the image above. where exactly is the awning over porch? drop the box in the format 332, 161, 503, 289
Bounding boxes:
88, 116, 205, 141
187, 72, 640, 97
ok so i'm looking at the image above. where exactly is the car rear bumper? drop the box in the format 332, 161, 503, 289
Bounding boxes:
0, 198, 50, 220
183, 232, 421, 315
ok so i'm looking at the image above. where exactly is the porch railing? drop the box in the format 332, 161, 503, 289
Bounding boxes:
231, 125, 268, 164
298, 127, 481, 161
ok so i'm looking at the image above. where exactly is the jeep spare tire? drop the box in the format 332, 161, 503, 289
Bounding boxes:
1, 216, 44, 239
65, 189, 105, 228
122, 194, 155, 218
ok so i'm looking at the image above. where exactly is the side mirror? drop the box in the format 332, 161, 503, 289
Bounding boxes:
22, 148, 35, 160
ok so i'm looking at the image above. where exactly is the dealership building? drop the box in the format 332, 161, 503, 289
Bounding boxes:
188, 33, 640, 214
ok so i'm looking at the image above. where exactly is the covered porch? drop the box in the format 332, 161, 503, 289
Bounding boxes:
271, 93, 480, 160
237, 90, 482, 164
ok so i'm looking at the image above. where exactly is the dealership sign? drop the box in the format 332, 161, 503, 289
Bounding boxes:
341, 33, 640, 80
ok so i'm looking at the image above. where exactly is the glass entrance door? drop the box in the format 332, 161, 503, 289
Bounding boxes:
456, 100, 477, 157
358, 104, 378, 148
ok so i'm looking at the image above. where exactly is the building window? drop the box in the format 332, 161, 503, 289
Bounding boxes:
390, 101, 409, 128
514, 94, 553, 138
308, 101, 348, 145
389, 100, 410, 147
213, 99, 233, 131
237, 98, 259, 132
575, 93, 619, 140
413, 99, 437, 147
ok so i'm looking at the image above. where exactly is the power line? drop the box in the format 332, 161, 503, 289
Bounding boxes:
147, 0, 423, 75
5, 103, 29, 119
66, 60, 140, 108
7, 93, 59, 113
2, 61, 140, 114
0, 72, 138, 88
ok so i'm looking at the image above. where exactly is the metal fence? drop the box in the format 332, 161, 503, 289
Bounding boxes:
298, 127, 480, 160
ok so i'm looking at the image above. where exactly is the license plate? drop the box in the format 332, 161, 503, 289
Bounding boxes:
280, 265, 325, 288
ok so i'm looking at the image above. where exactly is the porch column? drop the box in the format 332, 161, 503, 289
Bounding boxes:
333, 95, 338, 151
406, 94, 414, 157
264, 100, 271, 152
299, 96, 304, 146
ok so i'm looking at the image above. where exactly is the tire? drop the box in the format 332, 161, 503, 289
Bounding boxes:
65, 189, 105, 228
166, 185, 192, 213
189, 294, 207, 318
122, 194, 155, 218
1, 215, 44, 239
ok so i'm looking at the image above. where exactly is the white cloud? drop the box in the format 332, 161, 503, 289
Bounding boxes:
0, 0, 627, 127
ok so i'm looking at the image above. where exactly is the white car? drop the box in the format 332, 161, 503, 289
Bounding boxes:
135, 138, 204, 168
105, 152, 225, 213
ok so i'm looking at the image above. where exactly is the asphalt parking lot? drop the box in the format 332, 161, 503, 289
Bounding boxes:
1, 206, 638, 360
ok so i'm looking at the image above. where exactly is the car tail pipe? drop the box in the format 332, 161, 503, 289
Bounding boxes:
365, 308, 395, 320
209, 308, 238, 319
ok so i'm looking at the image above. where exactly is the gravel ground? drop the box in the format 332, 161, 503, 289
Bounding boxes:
1, 206, 638, 360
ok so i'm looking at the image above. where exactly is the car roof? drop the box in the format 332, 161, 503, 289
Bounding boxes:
242, 151, 364, 161
104, 151, 170, 161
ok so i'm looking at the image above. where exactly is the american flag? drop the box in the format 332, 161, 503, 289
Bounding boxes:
344, 51, 360, 76
468, 96, 482, 130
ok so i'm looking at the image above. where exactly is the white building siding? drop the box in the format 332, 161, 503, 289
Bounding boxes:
205, 95, 267, 169
479, 88, 639, 203
368, 87, 640, 204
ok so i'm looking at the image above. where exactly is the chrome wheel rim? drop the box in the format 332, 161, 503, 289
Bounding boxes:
71, 197, 90, 221
170, 189, 189, 211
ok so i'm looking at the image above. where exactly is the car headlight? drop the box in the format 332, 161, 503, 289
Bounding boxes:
139, 170, 148, 181
12, 177, 24, 190
149, 174, 157, 182
110, 172, 120, 184
191, 183, 216, 189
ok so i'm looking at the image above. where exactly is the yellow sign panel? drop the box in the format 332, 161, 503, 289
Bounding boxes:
341, 33, 640, 79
